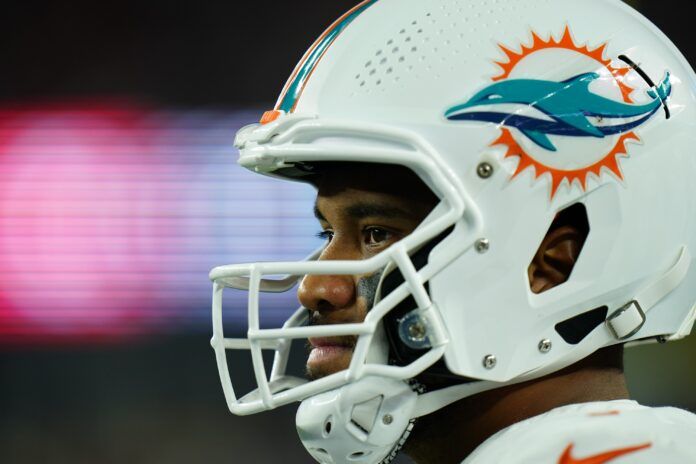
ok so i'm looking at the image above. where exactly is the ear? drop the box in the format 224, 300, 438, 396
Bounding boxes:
528, 224, 584, 294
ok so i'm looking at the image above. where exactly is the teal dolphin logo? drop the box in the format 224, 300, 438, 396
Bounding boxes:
445, 72, 671, 151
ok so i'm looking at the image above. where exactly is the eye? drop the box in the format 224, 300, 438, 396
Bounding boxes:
364, 227, 393, 247
316, 230, 334, 243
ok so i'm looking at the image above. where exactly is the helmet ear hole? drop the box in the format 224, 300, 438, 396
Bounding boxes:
528, 203, 590, 294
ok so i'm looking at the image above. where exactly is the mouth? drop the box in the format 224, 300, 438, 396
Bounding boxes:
306, 337, 356, 378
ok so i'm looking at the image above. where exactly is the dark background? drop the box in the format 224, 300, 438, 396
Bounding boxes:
2, 1, 690, 108
1, 1, 695, 464
1, 1, 371, 108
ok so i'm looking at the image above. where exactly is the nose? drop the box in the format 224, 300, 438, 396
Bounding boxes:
297, 274, 355, 312
297, 242, 357, 313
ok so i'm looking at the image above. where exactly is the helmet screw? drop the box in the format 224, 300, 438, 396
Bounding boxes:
477, 162, 494, 179
483, 354, 497, 369
538, 339, 552, 353
398, 312, 432, 349
475, 238, 490, 254
382, 414, 394, 425
408, 321, 427, 342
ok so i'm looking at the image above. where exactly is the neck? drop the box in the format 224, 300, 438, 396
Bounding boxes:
403, 349, 629, 464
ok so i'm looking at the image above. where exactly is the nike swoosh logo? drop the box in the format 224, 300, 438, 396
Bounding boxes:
558, 443, 652, 464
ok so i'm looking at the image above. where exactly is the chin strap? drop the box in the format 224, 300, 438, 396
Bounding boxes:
412, 246, 692, 420
297, 247, 692, 464
607, 246, 690, 340
413, 379, 505, 419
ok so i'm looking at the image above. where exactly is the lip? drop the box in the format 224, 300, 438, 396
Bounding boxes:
307, 345, 354, 366
308, 337, 353, 348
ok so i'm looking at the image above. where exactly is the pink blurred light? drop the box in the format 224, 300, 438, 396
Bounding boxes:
0, 106, 185, 342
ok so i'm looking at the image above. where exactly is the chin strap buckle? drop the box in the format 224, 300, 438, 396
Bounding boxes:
607, 300, 646, 340
606, 246, 691, 341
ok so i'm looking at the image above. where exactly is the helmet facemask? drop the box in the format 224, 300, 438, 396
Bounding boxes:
210, 118, 483, 415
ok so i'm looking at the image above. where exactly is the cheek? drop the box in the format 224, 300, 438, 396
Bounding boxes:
356, 271, 384, 312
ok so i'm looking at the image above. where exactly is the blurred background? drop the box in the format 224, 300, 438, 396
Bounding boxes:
0, 1, 694, 463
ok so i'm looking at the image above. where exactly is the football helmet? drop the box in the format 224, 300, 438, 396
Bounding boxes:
210, 1, 696, 463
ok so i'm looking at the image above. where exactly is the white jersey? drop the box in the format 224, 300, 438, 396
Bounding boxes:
462, 400, 696, 463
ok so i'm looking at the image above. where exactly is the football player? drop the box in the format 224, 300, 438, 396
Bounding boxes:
209, 1, 696, 462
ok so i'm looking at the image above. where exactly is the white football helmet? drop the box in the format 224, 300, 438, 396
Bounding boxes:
210, 1, 696, 463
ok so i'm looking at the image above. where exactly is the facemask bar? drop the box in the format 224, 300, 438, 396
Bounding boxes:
210, 118, 484, 415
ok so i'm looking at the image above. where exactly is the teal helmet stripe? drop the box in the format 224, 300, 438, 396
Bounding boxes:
278, 0, 379, 113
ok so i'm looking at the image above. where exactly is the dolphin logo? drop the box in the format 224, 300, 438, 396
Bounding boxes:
445, 72, 671, 151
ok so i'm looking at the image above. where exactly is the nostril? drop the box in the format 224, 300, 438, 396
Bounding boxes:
316, 300, 335, 313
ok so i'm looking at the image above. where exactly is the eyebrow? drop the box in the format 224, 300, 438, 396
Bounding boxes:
313, 201, 416, 222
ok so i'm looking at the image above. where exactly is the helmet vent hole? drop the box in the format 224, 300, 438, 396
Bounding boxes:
323, 418, 333, 436
555, 306, 609, 345
348, 451, 372, 461
355, 8, 439, 93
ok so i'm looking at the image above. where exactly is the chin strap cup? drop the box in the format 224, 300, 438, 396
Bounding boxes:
296, 376, 418, 464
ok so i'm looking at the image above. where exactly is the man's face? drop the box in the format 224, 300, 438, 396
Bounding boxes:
297, 164, 437, 380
